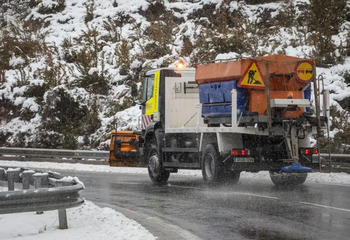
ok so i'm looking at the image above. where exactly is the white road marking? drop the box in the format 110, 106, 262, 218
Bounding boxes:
145, 216, 202, 240
167, 184, 205, 190
97, 202, 202, 240
301, 202, 350, 213
169, 185, 280, 200
234, 192, 280, 200
111, 182, 144, 185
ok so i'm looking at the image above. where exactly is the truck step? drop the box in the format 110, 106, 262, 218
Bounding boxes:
163, 162, 200, 169
162, 148, 199, 153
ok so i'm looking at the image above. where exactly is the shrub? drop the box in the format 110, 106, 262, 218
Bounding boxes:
30, 131, 64, 149
0, 99, 21, 124
101, 17, 121, 42
319, 108, 350, 154
305, 0, 347, 65
0, 132, 12, 147
84, 0, 95, 23
24, 83, 49, 102
276, 0, 297, 28
77, 71, 109, 95
244, 0, 276, 4
41, 87, 89, 135
0, 22, 45, 71
38, 0, 66, 14
62, 133, 78, 149
308, 33, 338, 66
115, 39, 131, 74
343, 70, 350, 85
0, 0, 34, 23
180, 36, 194, 57
139, 1, 166, 22
40, 87, 102, 148
144, 20, 173, 58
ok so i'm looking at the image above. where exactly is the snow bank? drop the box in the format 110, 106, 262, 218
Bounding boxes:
0, 198, 156, 240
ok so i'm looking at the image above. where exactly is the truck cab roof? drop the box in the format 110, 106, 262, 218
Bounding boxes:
144, 67, 196, 78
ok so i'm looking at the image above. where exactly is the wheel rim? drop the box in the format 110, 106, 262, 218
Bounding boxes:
149, 153, 159, 176
204, 153, 215, 178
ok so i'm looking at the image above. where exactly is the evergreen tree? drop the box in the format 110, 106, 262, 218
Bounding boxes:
305, 0, 347, 65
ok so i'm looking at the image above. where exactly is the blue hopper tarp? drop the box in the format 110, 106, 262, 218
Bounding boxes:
280, 163, 312, 173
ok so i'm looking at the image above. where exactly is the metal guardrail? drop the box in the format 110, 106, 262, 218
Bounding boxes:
315, 153, 350, 173
0, 147, 349, 173
0, 167, 84, 229
0, 147, 109, 165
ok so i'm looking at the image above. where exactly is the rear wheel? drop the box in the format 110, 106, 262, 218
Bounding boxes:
269, 171, 307, 186
147, 143, 170, 185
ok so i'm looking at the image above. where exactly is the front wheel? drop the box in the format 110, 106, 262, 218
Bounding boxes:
147, 144, 170, 185
202, 144, 221, 183
269, 171, 307, 186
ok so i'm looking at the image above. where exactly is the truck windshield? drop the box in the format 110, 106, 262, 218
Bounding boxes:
142, 75, 155, 103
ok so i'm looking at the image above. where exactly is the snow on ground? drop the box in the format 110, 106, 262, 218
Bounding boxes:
0, 160, 349, 240
0, 195, 156, 240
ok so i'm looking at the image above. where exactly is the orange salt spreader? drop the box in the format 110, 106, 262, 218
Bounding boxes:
108, 130, 143, 167
195, 54, 315, 120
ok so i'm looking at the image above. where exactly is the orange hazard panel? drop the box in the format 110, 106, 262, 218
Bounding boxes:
108, 131, 145, 167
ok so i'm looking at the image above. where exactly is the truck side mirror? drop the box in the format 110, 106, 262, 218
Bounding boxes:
131, 84, 138, 98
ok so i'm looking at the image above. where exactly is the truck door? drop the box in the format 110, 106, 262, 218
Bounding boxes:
141, 71, 160, 130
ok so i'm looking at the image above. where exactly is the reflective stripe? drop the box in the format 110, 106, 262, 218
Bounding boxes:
141, 115, 152, 130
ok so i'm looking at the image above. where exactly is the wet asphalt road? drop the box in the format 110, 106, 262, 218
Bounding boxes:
59, 170, 350, 240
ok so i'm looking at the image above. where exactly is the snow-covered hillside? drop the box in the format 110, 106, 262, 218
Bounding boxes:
0, 0, 349, 151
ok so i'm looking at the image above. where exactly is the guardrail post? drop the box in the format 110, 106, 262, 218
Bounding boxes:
41, 172, 49, 188
0, 168, 5, 180
58, 209, 68, 229
55, 180, 71, 229
33, 173, 42, 188
22, 170, 35, 190
7, 168, 21, 191
33, 173, 44, 214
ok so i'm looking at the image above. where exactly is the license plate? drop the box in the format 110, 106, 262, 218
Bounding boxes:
234, 157, 254, 163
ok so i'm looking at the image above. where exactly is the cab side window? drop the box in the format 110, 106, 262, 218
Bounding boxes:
142, 75, 155, 103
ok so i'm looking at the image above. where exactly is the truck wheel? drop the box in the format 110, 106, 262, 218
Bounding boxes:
202, 144, 222, 183
147, 144, 170, 185
269, 171, 307, 186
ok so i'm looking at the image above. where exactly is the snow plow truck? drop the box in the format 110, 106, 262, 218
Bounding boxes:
108, 55, 329, 186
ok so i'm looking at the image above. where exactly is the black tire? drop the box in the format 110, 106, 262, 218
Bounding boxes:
147, 143, 170, 185
202, 144, 222, 183
269, 171, 307, 186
